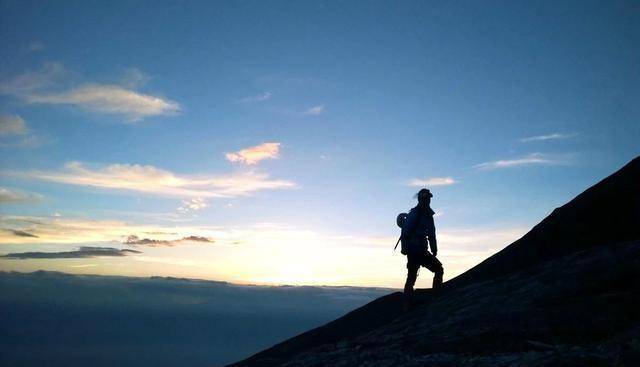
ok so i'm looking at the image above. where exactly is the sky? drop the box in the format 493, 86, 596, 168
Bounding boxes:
0, 0, 638, 288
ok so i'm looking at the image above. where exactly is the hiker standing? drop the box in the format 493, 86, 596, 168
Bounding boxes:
399, 188, 444, 301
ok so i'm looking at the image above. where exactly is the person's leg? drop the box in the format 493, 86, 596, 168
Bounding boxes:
422, 253, 444, 289
404, 256, 419, 295
404, 256, 420, 310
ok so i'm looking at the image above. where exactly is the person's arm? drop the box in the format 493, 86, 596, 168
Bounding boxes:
427, 216, 438, 256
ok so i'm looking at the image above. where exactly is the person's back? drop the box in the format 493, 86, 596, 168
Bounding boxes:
401, 188, 444, 307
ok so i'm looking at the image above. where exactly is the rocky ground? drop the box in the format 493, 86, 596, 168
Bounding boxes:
270, 240, 640, 367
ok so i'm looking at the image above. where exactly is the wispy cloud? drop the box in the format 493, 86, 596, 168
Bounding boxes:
0, 246, 141, 259
0, 114, 49, 148
3, 161, 296, 198
302, 105, 324, 116
3, 229, 39, 238
519, 132, 578, 143
0, 187, 43, 203
0, 114, 27, 136
25, 84, 180, 121
239, 91, 272, 103
0, 63, 179, 121
225, 142, 282, 165
120, 67, 151, 89
124, 234, 214, 247
0, 215, 224, 245
0, 62, 66, 96
407, 177, 457, 187
177, 197, 209, 214
473, 153, 570, 170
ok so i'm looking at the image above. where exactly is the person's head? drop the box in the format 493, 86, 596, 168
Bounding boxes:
415, 188, 433, 204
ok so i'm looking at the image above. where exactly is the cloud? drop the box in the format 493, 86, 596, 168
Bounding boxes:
124, 235, 172, 246
0, 187, 43, 203
0, 213, 529, 286
0, 62, 66, 96
0, 246, 141, 259
120, 67, 151, 89
0, 215, 228, 245
302, 105, 324, 116
124, 234, 214, 247
25, 84, 180, 121
3, 229, 39, 238
0, 63, 179, 121
4, 161, 296, 198
181, 235, 214, 243
519, 133, 578, 143
407, 177, 457, 187
0, 115, 48, 148
178, 197, 209, 214
240, 91, 272, 103
225, 142, 282, 165
0, 114, 27, 136
2, 134, 50, 149
473, 153, 570, 170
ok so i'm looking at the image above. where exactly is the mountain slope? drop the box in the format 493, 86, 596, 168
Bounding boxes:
229, 156, 640, 367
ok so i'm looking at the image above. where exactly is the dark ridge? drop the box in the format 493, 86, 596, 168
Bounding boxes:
229, 155, 640, 367
448, 155, 640, 288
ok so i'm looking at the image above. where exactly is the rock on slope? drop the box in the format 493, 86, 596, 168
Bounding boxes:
229, 156, 640, 367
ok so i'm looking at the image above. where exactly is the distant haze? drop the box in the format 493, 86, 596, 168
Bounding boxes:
0, 271, 390, 367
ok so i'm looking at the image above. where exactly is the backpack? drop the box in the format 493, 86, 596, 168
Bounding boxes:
395, 212, 413, 254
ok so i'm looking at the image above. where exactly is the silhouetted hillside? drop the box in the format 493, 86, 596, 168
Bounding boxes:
230, 156, 640, 366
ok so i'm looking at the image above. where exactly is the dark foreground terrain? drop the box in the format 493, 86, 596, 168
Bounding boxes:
0, 272, 388, 367
231, 156, 640, 366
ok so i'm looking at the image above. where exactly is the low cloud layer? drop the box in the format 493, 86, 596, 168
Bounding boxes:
0, 246, 141, 259
0, 271, 388, 366
407, 177, 457, 187
226, 142, 282, 165
3, 161, 296, 198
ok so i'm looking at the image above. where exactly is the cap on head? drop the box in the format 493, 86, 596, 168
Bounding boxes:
416, 188, 433, 201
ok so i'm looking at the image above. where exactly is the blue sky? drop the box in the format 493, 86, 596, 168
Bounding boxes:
1, 0, 638, 287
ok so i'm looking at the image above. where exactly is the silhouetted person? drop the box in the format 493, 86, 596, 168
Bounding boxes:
401, 188, 444, 305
